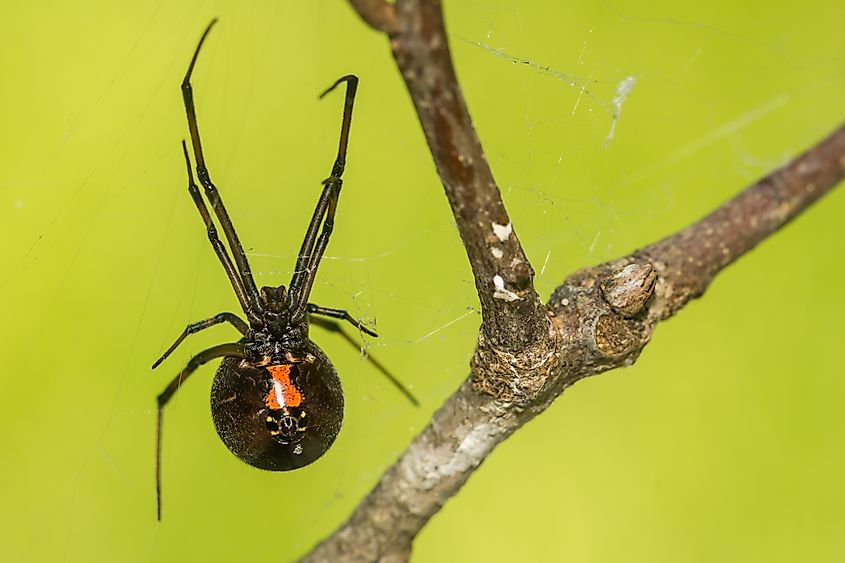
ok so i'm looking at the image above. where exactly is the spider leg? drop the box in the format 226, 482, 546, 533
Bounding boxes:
307, 303, 377, 337
289, 180, 339, 309
156, 342, 247, 521
152, 311, 248, 369
181, 141, 261, 323
319, 74, 358, 179
181, 19, 263, 311
288, 75, 358, 310
310, 316, 419, 407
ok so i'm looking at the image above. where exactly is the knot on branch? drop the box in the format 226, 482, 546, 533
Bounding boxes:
599, 262, 657, 317
548, 260, 660, 387
470, 315, 561, 406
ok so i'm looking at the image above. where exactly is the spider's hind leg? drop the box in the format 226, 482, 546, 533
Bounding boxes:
310, 316, 418, 407
156, 342, 247, 521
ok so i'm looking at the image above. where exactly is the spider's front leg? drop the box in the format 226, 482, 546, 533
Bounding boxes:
288, 75, 359, 312
181, 19, 264, 314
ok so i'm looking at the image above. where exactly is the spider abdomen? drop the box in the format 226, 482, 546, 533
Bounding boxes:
210, 341, 343, 471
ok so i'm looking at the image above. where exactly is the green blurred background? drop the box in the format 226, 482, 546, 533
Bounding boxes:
2, 1, 844, 561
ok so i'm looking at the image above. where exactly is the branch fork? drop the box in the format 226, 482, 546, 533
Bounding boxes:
301, 1, 845, 560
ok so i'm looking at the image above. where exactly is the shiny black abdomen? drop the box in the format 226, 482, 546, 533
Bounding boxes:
210, 340, 343, 471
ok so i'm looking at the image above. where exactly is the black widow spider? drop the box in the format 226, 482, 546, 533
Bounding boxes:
153, 20, 416, 520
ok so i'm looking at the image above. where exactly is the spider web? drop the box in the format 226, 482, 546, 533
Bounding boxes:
2, 1, 843, 562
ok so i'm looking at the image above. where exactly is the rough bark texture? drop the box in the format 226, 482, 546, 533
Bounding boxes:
388, 0, 551, 355
300, 2, 845, 561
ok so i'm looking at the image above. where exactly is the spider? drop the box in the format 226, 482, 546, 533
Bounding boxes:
153, 20, 416, 520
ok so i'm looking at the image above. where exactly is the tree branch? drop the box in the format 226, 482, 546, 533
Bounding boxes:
302, 2, 845, 561
384, 0, 551, 354
547, 122, 845, 390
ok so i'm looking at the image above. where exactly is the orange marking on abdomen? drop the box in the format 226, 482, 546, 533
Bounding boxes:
265, 364, 302, 409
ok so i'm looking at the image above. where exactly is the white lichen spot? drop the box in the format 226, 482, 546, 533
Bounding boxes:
491, 222, 512, 242
448, 424, 498, 471
408, 423, 501, 488
493, 274, 521, 302
491, 246, 504, 259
